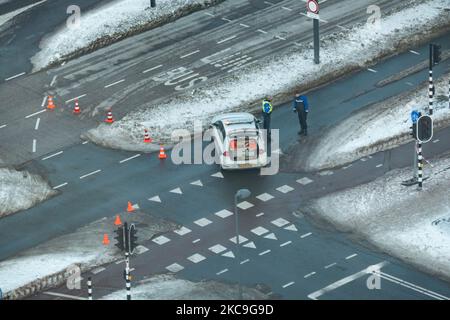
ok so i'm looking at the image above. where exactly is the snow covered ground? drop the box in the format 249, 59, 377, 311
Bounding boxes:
303, 155, 450, 282
0, 211, 178, 298
85, 0, 450, 152
301, 73, 450, 171
101, 274, 269, 300
0, 168, 56, 218
31, 0, 221, 70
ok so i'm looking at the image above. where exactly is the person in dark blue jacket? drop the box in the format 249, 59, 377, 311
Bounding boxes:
292, 93, 309, 136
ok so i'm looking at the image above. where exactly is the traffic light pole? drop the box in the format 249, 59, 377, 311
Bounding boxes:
428, 44, 434, 116
417, 142, 423, 190
125, 251, 131, 300
87, 277, 93, 300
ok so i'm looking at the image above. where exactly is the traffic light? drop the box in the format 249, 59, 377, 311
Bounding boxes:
129, 224, 138, 254
416, 115, 433, 143
114, 226, 125, 251
432, 44, 442, 65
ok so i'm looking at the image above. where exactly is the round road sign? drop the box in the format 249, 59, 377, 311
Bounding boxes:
307, 0, 319, 14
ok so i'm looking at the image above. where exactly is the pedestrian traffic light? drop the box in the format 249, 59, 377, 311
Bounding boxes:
114, 226, 125, 251
129, 225, 138, 254
432, 44, 442, 65
416, 115, 433, 143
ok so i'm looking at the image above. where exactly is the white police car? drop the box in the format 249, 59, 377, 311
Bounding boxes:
209, 112, 268, 170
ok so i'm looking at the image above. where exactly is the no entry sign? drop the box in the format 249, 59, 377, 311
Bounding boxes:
307, 0, 319, 14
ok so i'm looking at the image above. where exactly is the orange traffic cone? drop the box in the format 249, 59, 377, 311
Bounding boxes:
144, 129, 152, 143
73, 99, 80, 114
114, 215, 122, 226
127, 201, 134, 213
159, 145, 167, 159
102, 234, 110, 245
47, 95, 56, 110
105, 109, 114, 123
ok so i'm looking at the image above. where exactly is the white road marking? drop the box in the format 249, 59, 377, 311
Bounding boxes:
209, 244, 227, 254
41, 95, 48, 107
5, 72, 26, 81
239, 23, 250, 28
180, 50, 200, 59
367, 68, 378, 73
221, 17, 232, 22
282, 281, 295, 289
297, 177, 313, 185
276, 185, 294, 193
166, 263, 184, 273
342, 164, 353, 170
42, 151, 63, 161
203, 12, 215, 17
170, 187, 183, 194
79, 169, 101, 179
337, 25, 350, 31
280, 241, 292, 247
360, 157, 367, 162
301, 232, 312, 238
135, 245, 149, 254
192, 238, 201, 244
345, 253, 358, 260
433, 139, 440, 143
216, 268, 228, 275
256, 212, 264, 217
53, 182, 68, 189
190, 180, 203, 186
43, 292, 86, 300
82, 141, 89, 145
256, 193, 274, 202
65, 94, 86, 104
143, 64, 163, 74
194, 218, 212, 227
259, 249, 271, 256
211, 171, 224, 178
405, 82, 414, 86
271, 218, 290, 227
251, 226, 269, 236
104, 79, 125, 88
376, 164, 383, 168
257, 29, 268, 34
187, 253, 206, 263
115, 259, 125, 265
230, 235, 248, 244
409, 50, 420, 55
119, 153, 141, 163
243, 241, 256, 249
264, 233, 277, 240
217, 35, 237, 44
324, 262, 337, 269
282, 6, 292, 11
34, 118, 40, 130
32, 139, 37, 153
152, 235, 171, 245
174, 226, 191, 236
318, 170, 334, 176
264, 1, 274, 5
284, 224, 298, 232
275, 36, 286, 41
148, 195, 161, 203
91, 267, 105, 274
222, 251, 235, 258
237, 201, 254, 210
240, 259, 250, 265
50, 75, 58, 87
307, 261, 388, 300
304, 272, 316, 279
215, 209, 233, 218
25, 109, 46, 118
0, 124, 7, 129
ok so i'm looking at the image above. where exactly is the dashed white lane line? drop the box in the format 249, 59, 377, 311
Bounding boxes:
271, 218, 290, 227
256, 212, 264, 217
82, 141, 89, 145
276, 185, 294, 193
216, 268, 228, 275
282, 281, 295, 289
237, 201, 254, 210
264, 1, 274, 5
32, 139, 37, 153
180, 50, 200, 59
152, 235, 171, 245
65, 94, 86, 104
215, 209, 233, 218
345, 253, 358, 260
53, 182, 68, 189
256, 193, 274, 202
0, 124, 7, 129
259, 249, 271, 256
143, 64, 163, 74
376, 164, 383, 168
217, 35, 237, 44
297, 177, 313, 185
324, 262, 337, 269
79, 169, 101, 179
203, 12, 215, 17
301, 232, 312, 239
304, 272, 316, 279
239, 23, 249, 28
119, 153, 141, 163
275, 36, 286, 41
41, 95, 48, 107
409, 50, 420, 55
91, 267, 105, 274
192, 238, 201, 244
282, 6, 292, 11
240, 258, 250, 265
174, 226, 191, 236
367, 68, 378, 73
166, 263, 184, 273
42, 151, 63, 161
43, 292, 86, 300
50, 75, 58, 87
209, 244, 227, 254
194, 218, 212, 227
104, 79, 125, 88
433, 139, 440, 143
5, 72, 26, 81
25, 109, 46, 119
257, 29, 268, 34
221, 17, 232, 22
188, 253, 206, 263
280, 241, 292, 247
251, 226, 269, 236
34, 118, 41, 130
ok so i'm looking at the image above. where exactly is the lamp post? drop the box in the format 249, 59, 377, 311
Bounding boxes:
234, 188, 251, 300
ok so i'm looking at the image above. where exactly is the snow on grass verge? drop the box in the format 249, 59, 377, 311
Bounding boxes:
301, 73, 450, 171
31, 0, 223, 70
85, 0, 450, 152
101, 274, 270, 300
0, 168, 56, 218
303, 154, 450, 282
0, 211, 178, 299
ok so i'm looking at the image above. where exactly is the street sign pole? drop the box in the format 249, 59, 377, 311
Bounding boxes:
313, 18, 320, 64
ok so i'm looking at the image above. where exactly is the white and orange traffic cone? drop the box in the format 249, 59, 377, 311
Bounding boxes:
105, 109, 114, 123
158, 144, 167, 159
144, 129, 152, 143
114, 215, 122, 226
47, 95, 56, 110
73, 99, 80, 114
102, 234, 110, 245
127, 201, 135, 213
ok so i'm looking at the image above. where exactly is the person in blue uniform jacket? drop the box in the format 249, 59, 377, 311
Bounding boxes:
292, 93, 309, 136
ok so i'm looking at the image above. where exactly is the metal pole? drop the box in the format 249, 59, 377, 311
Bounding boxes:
448, 77, 450, 109
417, 142, 423, 190
234, 194, 242, 300
87, 277, 92, 300
413, 141, 418, 179
429, 44, 434, 115
313, 18, 320, 64
125, 251, 131, 300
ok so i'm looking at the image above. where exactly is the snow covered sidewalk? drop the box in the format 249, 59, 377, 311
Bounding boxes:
85, 0, 450, 152
0, 168, 56, 218
303, 155, 450, 282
